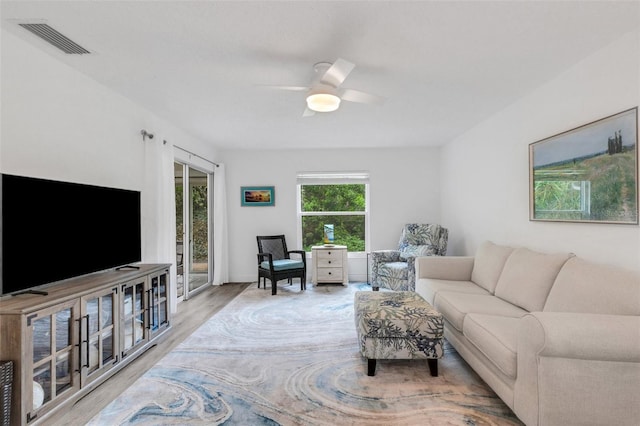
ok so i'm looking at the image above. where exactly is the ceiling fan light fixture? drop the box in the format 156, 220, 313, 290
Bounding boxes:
306, 93, 341, 112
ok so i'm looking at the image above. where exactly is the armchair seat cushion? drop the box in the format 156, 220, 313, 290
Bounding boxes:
260, 259, 305, 271
377, 262, 408, 280
399, 244, 438, 259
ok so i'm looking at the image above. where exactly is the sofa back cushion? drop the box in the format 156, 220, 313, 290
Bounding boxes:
544, 257, 640, 315
470, 241, 514, 293
494, 248, 573, 312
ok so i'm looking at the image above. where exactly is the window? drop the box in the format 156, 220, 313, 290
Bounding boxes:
297, 172, 369, 252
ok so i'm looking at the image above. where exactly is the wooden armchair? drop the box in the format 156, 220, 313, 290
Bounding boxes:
257, 235, 307, 295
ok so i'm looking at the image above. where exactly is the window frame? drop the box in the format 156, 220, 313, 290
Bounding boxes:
296, 172, 370, 255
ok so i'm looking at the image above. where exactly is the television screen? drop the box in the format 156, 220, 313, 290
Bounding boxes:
1, 174, 141, 296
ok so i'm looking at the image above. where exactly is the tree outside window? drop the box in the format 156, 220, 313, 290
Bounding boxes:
299, 183, 367, 252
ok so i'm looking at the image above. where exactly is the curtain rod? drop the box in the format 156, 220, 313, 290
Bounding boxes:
171, 143, 220, 167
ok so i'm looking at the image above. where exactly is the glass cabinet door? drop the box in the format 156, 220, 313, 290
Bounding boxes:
121, 278, 147, 357
29, 299, 80, 422
149, 270, 170, 339
81, 287, 118, 385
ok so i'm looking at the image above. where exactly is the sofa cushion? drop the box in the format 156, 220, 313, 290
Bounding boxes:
471, 241, 514, 293
494, 248, 573, 312
544, 257, 640, 315
415, 278, 490, 305
463, 314, 519, 379
434, 292, 527, 332
416, 256, 475, 281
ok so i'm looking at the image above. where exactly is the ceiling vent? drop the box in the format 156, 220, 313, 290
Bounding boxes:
18, 23, 90, 54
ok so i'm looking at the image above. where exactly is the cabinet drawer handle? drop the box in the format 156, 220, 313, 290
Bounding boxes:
328, 261, 331, 264
146, 289, 152, 330
83, 315, 90, 369
328, 272, 332, 275
75, 317, 82, 372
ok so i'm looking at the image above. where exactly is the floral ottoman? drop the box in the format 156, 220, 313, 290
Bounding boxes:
354, 291, 444, 376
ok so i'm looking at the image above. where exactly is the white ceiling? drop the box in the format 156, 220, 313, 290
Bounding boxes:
2, 1, 639, 150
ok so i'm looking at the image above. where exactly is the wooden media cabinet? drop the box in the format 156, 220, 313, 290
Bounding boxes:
0, 264, 171, 425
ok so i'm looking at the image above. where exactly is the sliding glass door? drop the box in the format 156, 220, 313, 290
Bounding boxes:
175, 162, 213, 300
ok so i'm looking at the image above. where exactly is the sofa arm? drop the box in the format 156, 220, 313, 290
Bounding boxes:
515, 312, 640, 426
521, 312, 640, 361
415, 256, 474, 281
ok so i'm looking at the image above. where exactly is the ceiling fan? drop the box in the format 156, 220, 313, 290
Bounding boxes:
267, 58, 385, 117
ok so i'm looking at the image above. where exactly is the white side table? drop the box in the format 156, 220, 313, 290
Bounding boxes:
311, 245, 349, 285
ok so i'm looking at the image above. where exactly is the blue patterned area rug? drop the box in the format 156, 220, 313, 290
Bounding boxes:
89, 283, 522, 425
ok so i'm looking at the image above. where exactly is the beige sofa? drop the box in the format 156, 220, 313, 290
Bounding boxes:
414, 241, 640, 426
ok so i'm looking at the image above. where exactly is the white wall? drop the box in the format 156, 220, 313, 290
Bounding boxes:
220, 147, 441, 282
441, 30, 640, 272
7, 23, 636, 288
1, 29, 219, 310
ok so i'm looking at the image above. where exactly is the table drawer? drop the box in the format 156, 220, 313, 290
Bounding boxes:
316, 249, 342, 260
317, 257, 342, 268
316, 267, 343, 282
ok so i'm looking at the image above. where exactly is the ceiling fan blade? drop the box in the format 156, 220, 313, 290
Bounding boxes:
320, 58, 355, 88
260, 85, 310, 92
302, 107, 315, 117
340, 88, 386, 105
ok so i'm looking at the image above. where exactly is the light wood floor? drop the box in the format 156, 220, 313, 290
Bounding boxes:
48, 282, 252, 426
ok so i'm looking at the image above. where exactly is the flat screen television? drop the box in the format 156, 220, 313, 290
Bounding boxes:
1, 173, 142, 296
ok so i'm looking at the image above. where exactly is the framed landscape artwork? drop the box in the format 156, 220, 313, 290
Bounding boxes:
529, 107, 638, 224
241, 186, 275, 206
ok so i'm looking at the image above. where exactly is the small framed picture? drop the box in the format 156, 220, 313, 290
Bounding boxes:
323, 224, 334, 244
241, 186, 275, 206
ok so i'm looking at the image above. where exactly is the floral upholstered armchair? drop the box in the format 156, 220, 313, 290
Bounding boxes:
370, 224, 448, 291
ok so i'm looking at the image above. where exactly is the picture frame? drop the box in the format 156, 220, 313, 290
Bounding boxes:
241, 186, 275, 206
323, 224, 334, 244
529, 107, 638, 224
